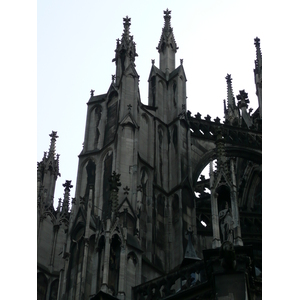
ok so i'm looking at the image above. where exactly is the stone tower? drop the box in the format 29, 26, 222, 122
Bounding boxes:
37, 9, 262, 300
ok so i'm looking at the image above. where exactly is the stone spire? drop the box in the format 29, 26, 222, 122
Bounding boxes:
254, 37, 262, 118
37, 131, 61, 208
112, 16, 138, 85
254, 37, 262, 70
224, 74, 240, 126
48, 131, 58, 158
157, 9, 178, 73
225, 74, 236, 109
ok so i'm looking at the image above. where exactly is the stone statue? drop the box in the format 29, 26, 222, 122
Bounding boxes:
219, 201, 234, 243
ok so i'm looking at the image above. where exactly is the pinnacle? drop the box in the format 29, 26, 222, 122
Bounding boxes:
254, 36, 262, 68
225, 74, 236, 108
48, 131, 58, 157
157, 8, 178, 53
163, 8, 172, 31
113, 15, 138, 65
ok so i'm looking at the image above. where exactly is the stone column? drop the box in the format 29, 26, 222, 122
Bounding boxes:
230, 159, 243, 246
101, 219, 111, 293
211, 190, 221, 249
117, 246, 126, 299
57, 268, 64, 300
49, 224, 59, 268
60, 243, 70, 298
80, 186, 93, 296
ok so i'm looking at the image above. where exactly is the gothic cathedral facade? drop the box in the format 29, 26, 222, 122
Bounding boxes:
38, 10, 262, 300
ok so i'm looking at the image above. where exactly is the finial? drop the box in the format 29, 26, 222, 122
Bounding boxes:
112, 74, 116, 83
163, 8, 172, 31
164, 8, 172, 16
123, 186, 130, 195
63, 180, 73, 192
90, 89, 95, 97
123, 16, 131, 27
254, 37, 260, 48
123, 16, 131, 39
127, 104, 132, 111
151, 59, 155, 65
237, 89, 250, 109
180, 59, 183, 65
225, 73, 232, 84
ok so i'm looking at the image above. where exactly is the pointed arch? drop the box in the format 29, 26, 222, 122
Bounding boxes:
108, 234, 121, 296
37, 272, 48, 300
126, 250, 139, 291
49, 279, 59, 300
96, 235, 105, 291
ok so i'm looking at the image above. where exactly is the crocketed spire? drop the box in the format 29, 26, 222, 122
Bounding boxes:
254, 37, 262, 70
225, 74, 236, 109
112, 16, 138, 85
48, 131, 58, 158
254, 37, 262, 119
157, 9, 178, 54
113, 16, 138, 65
224, 75, 240, 126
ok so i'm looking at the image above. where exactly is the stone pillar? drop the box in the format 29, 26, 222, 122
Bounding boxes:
60, 246, 70, 298
117, 246, 126, 299
90, 245, 99, 295
101, 220, 111, 293
57, 268, 64, 300
80, 238, 90, 297
49, 224, 59, 268
211, 190, 221, 249
80, 186, 93, 296
230, 159, 243, 246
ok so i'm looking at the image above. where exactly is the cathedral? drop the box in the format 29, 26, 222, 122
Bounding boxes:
37, 9, 262, 300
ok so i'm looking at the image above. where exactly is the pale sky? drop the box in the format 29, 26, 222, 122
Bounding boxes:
38, 0, 267, 207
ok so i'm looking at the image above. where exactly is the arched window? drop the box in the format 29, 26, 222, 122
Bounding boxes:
37, 272, 48, 300
49, 279, 59, 300
108, 234, 121, 296
85, 159, 96, 199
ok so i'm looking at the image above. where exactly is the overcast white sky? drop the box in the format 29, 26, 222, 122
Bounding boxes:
37, 0, 268, 206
